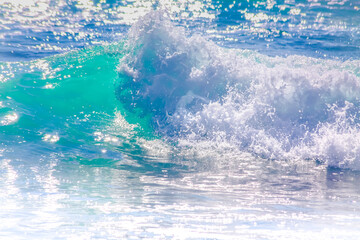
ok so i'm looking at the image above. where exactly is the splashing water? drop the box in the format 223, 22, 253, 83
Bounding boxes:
116, 11, 360, 169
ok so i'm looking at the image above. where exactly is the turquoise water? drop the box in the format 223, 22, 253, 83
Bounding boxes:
1, 1, 360, 239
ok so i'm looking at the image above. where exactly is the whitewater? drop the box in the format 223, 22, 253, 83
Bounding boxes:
1, 0, 360, 239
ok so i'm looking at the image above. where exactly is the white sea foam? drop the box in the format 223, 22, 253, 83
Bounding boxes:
118, 11, 360, 170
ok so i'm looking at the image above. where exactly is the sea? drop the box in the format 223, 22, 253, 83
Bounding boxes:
1, 0, 360, 239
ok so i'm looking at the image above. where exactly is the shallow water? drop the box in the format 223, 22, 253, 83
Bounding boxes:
1, 0, 360, 239
2, 151, 360, 239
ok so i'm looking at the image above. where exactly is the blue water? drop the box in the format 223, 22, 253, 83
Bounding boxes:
1, 0, 360, 239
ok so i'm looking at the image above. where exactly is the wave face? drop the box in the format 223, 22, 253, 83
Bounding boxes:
0, 44, 135, 162
116, 11, 360, 170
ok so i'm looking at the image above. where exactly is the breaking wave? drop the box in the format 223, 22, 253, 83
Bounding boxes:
1, 11, 360, 170
117, 11, 360, 169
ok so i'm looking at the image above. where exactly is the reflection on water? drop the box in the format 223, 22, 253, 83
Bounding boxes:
1, 151, 360, 239
0, 0, 214, 60
1, 0, 359, 61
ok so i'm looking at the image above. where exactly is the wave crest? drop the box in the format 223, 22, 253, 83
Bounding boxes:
116, 11, 360, 169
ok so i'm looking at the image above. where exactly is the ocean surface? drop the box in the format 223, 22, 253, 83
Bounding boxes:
1, 0, 360, 239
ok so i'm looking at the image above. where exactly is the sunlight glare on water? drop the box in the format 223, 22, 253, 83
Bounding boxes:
1, 0, 360, 239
